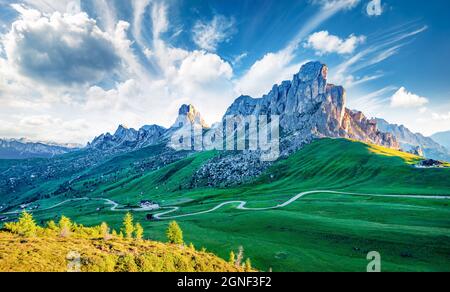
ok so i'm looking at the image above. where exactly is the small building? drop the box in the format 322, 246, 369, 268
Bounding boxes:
139, 200, 160, 210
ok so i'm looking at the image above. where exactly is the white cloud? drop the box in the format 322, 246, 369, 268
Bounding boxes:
390, 87, 429, 108
305, 31, 366, 55
432, 112, 450, 121
312, 0, 360, 11
20, 0, 78, 14
131, 0, 151, 46
193, 15, 236, 51
329, 25, 428, 88
92, 0, 117, 33
366, 0, 383, 16
232, 52, 248, 66
3, 5, 121, 85
348, 86, 396, 114
235, 51, 305, 97
151, 1, 169, 39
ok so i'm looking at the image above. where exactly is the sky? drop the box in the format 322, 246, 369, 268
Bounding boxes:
0, 0, 449, 144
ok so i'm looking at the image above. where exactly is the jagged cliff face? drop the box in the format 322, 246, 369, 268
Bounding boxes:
88, 124, 166, 152
226, 61, 399, 152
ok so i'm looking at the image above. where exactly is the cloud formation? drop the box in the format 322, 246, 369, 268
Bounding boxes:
432, 112, 450, 121
193, 15, 236, 51
3, 5, 121, 85
305, 31, 366, 55
390, 87, 429, 108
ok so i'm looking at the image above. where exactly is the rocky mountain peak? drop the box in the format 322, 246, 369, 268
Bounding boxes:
225, 61, 398, 153
172, 104, 209, 129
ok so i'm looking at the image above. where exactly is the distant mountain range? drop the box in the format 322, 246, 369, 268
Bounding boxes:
0, 138, 81, 159
376, 119, 450, 162
431, 131, 450, 150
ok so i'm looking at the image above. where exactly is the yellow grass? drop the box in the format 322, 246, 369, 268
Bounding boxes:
0, 232, 245, 272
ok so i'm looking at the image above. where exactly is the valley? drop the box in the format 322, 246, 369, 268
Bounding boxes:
2, 138, 449, 272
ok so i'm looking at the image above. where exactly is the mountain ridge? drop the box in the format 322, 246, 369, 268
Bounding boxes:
0, 138, 80, 160
376, 118, 450, 162
431, 130, 450, 150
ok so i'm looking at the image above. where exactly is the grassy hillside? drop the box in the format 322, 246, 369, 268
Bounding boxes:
2, 138, 449, 271
0, 232, 246, 272
0, 213, 247, 272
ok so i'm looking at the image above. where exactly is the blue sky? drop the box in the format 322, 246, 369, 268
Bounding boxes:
0, 0, 449, 143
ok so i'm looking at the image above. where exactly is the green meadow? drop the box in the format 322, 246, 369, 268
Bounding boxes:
3, 139, 450, 271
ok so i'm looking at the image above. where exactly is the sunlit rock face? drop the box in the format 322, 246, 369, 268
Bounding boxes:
225, 61, 399, 153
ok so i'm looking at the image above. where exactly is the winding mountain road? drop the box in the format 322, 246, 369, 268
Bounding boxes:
2, 190, 449, 220
152, 190, 450, 220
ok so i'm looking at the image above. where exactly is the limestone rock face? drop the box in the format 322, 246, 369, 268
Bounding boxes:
172, 104, 209, 129
225, 61, 399, 152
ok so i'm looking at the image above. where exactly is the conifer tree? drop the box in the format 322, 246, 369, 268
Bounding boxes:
5, 211, 38, 237
166, 221, 183, 245
134, 223, 144, 241
229, 251, 236, 265
46, 220, 58, 231
245, 258, 252, 272
122, 213, 134, 239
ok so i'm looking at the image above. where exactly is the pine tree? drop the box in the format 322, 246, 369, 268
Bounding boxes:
229, 251, 236, 265
46, 220, 58, 231
166, 221, 183, 245
134, 223, 144, 241
5, 211, 38, 237
59, 216, 72, 238
122, 213, 134, 239
244, 258, 252, 272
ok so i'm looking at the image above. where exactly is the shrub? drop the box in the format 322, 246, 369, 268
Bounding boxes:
116, 254, 138, 272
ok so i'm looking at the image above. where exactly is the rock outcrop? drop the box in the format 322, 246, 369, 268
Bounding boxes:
225, 61, 399, 153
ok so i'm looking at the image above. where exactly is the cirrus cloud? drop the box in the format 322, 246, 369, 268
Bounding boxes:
193, 15, 236, 52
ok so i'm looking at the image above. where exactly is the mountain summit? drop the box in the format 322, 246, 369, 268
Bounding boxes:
171, 104, 209, 130
225, 61, 399, 153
